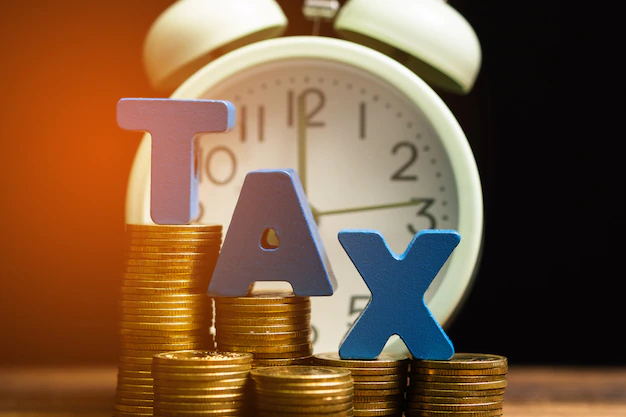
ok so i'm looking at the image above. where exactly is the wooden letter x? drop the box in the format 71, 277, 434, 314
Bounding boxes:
338, 229, 460, 360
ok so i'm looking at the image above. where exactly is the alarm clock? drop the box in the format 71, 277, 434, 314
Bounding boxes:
125, 0, 484, 355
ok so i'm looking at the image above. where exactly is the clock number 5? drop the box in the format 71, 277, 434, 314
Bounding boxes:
348, 295, 371, 328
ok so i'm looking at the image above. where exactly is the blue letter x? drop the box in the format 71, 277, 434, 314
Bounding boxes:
338, 229, 460, 360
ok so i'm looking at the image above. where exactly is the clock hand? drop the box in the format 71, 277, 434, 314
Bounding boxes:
315, 199, 425, 217
297, 93, 308, 194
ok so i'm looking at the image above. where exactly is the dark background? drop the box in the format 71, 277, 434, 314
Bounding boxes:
2, 1, 616, 368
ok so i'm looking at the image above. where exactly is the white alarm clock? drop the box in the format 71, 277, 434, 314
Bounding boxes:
125, 0, 484, 354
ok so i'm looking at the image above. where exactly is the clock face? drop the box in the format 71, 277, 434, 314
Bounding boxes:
126, 37, 483, 355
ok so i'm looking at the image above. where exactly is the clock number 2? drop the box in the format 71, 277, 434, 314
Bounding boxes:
390, 142, 418, 181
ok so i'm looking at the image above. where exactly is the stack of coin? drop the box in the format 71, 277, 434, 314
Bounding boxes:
151, 350, 253, 417
405, 353, 508, 417
214, 290, 313, 367
312, 352, 409, 416
113, 224, 222, 417
250, 365, 354, 416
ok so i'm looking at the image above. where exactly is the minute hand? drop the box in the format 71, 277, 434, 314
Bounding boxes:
314, 199, 426, 217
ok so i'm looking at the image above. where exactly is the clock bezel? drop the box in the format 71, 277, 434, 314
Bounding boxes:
125, 35, 484, 338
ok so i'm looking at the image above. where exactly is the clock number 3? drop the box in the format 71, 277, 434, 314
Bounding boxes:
408, 198, 437, 232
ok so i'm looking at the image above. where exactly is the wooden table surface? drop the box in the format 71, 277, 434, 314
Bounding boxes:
1, 365, 625, 416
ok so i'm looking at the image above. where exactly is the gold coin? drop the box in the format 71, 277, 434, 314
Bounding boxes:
342, 367, 404, 376
217, 329, 310, 339
259, 380, 355, 391
353, 388, 404, 397
113, 404, 152, 413
115, 397, 153, 407
214, 293, 306, 305
404, 409, 503, 417
117, 369, 152, 378
153, 385, 246, 395
125, 259, 216, 268
115, 389, 153, 399
352, 374, 407, 382
152, 370, 250, 382
126, 223, 222, 232
217, 307, 312, 318
121, 307, 206, 316
153, 377, 249, 389
120, 287, 209, 296
215, 322, 310, 333
120, 293, 209, 302
152, 408, 241, 417
119, 321, 206, 331
215, 301, 310, 313
128, 238, 221, 247
122, 279, 207, 288
353, 380, 407, 390
112, 411, 152, 417
250, 365, 351, 382
122, 274, 208, 283
411, 373, 505, 383
153, 400, 245, 411
314, 352, 409, 368
126, 252, 215, 260
120, 314, 207, 323
353, 409, 403, 416
252, 356, 313, 367
153, 392, 245, 403
353, 394, 400, 403
408, 388, 506, 397
121, 341, 206, 351
119, 356, 154, 365
411, 366, 508, 376
409, 401, 503, 411
124, 265, 214, 275
153, 350, 253, 366
254, 386, 354, 397
120, 299, 209, 309
411, 353, 507, 370
119, 337, 211, 348
355, 400, 403, 410
216, 342, 311, 354
409, 380, 507, 391
119, 327, 209, 337
409, 395, 504, 404
117, 376, 153, 386
152, 363, 251, 374
127, 244, 220, 253
127, 230, 222, 239
120, 349, 202, 359
255, 393, 352, 406
256, 401, 353, 414
216, 336, 311, 348
215, 314, 310, 326
257, 411, 354, 417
